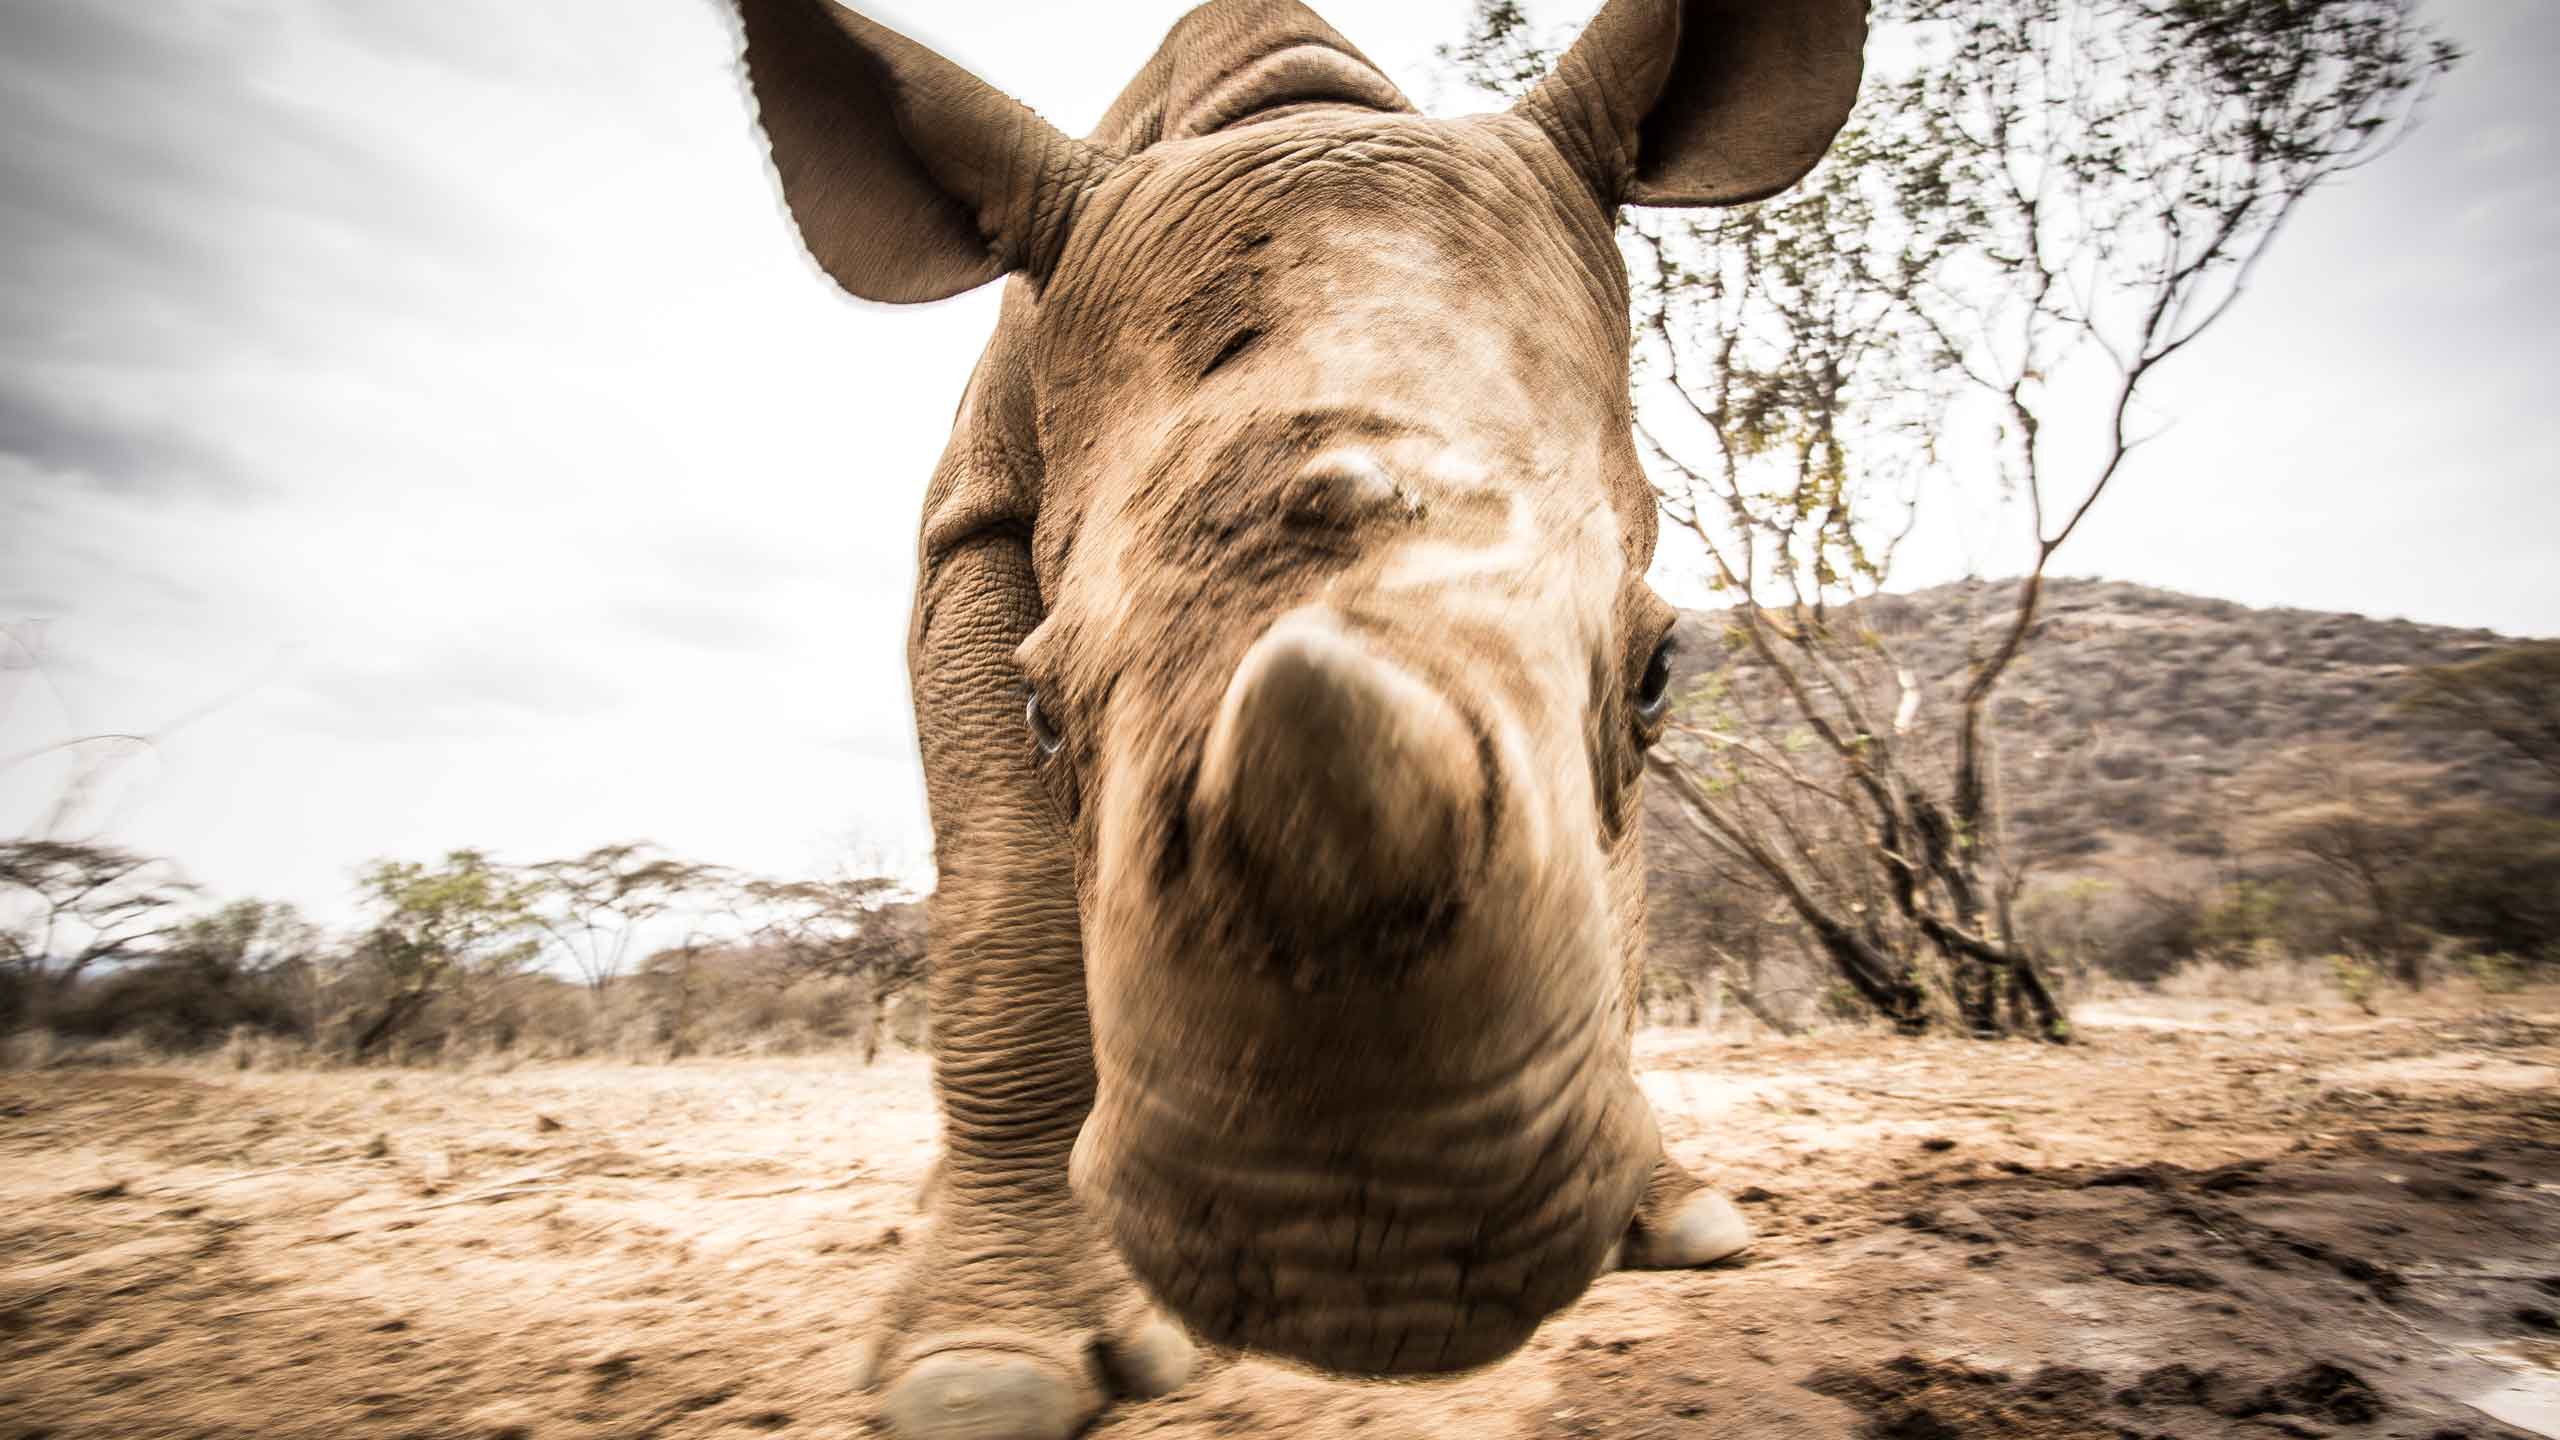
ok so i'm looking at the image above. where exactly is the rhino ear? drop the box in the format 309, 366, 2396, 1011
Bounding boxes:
1520, 0, 1867, 208
734, 0, 1113, 302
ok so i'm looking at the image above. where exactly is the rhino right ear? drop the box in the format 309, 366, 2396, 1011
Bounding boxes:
1520, 0, 1867, 209
734, 0, 1113, 303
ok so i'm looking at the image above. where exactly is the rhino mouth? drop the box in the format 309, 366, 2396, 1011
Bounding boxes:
1069, 984, 1655, 1375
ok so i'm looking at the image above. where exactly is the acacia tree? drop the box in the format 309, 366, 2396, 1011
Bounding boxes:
346, 849, 541, 1057
0, 840, 194, 1020
525, 841, 720, 1000
2233, 740, 2439, 984
740, 863, 927, 1064
1449, 0, 2455, 1037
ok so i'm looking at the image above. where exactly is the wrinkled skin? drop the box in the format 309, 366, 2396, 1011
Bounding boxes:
724, 2, 1865, 1435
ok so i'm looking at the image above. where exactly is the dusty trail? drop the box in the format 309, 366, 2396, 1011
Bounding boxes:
3, 988, 2555, 1439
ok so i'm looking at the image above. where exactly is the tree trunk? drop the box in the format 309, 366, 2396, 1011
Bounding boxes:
2378, 904, 2422, 990
2006, 948, 2068, 1040
2348, 858, 2424, 990
352, 987, 432, 1059
1724, 973, 1802, 1038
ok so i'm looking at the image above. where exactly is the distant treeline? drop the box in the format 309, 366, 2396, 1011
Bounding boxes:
1, 842, 927, 1067
7, 615, 2557, 1061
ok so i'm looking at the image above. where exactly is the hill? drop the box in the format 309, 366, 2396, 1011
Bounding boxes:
1644, 578, 2556, 1010
1664, 576, 2545, 867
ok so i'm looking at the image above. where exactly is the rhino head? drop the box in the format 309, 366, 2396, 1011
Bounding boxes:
736, 0, 1863, 1377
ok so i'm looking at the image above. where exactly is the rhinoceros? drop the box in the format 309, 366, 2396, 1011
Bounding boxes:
726, 1, 1864, 1434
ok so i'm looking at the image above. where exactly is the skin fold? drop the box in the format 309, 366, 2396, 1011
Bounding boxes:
723, 2, 1866, 1436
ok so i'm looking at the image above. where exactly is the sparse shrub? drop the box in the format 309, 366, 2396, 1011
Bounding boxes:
2464, 952, 2527, 995
2158, 942, 2345, 1007
2200, 882, 2287, 958
1, 1028, 58, 1070
2092, 749, 2153, 782
886, 990, 929, 1050
56, 947, 309, 1053
3, 1031, 155, 1069
2099, 783, 2165, 830
500, 977, 597, 1060
1818, 982, 1871, 1024
209, 1026, 319, 1072
2326, 953, 2380, 1014
2398, 806, 2560, 958
2094, 888, 2208, 983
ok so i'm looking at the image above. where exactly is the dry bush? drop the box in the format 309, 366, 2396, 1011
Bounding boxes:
0, 1028, 57, 1070
48, 950, 314, 1053
2462, 952, 2530, 996
2155, 944, 2346, 1007
2014, 873, 2186, 984
216, 1025, 321, 1072
596, 943, 923, 1064
2402, 805, 2560, 960
1, 1028, 154, 1070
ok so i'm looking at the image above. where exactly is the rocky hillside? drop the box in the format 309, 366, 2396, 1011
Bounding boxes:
1660, 576, 2549, 880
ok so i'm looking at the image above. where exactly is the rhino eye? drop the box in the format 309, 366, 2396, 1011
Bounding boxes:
1026, 688, 1065, 756
1633, 639, 1675, 721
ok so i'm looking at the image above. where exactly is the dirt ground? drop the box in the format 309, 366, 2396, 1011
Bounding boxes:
4, 984, 2556, 1440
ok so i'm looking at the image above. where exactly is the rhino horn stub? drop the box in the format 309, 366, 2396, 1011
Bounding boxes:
1192, 608, 1482, 923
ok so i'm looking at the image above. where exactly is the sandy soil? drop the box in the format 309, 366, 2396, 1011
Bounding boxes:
3, 985, 2556, 1440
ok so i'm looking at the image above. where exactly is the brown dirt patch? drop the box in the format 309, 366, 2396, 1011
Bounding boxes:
2, 987, 2555, 1438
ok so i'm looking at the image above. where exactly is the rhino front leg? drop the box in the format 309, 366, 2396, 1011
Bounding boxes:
865, 534, 1193, 1440
1603, 843, 1752, 1273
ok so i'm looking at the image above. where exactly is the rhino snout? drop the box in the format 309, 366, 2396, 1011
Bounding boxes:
1190, 606, 1486, 923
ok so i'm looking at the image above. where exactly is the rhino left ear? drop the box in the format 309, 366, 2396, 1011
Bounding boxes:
734, 0, 1113, 302
1519, 0, 1867, 208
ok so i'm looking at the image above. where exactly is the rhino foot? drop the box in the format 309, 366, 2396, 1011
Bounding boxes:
879, 1346, 1092, 1440
863, 1316, 1195, 1440
1616, 1175, 1755, 1270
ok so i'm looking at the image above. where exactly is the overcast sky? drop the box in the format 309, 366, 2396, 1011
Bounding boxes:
2, 0, 2552, 926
